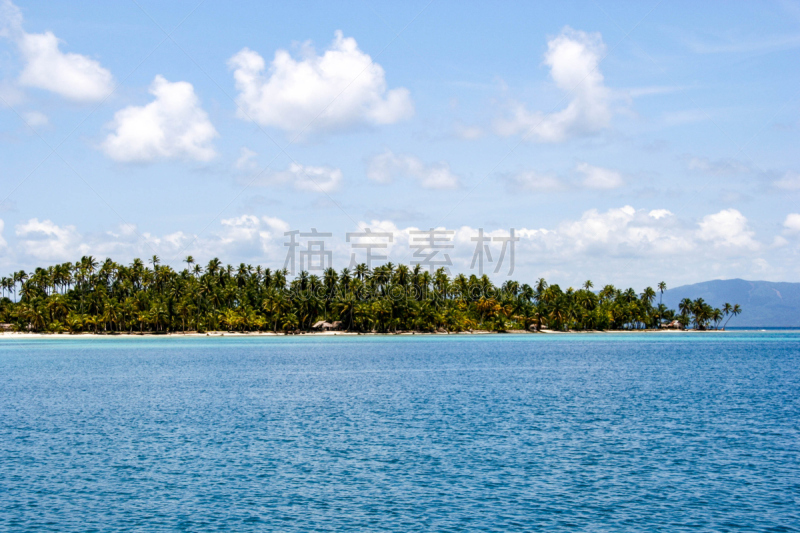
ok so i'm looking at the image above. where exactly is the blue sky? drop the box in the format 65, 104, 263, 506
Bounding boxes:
1, 0, 799, 289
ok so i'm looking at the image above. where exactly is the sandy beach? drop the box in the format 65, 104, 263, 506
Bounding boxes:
0, 329, 724, 339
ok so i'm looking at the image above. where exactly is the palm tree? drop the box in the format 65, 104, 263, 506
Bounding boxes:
711, 308, 723, 329
722, 304, 741, 329
658, 281, 667, 305
679, 298, 693, 319
0, 255, 699, 335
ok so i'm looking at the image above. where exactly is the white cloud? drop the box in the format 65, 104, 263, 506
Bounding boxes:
506, 171, 564, 192
648, 209, 673, 220
494, 27, 612, 142
281, 163, 342, 192
246, 162, 342, 193
17, 32, 113, 102
0, 219, 6, 248
5, 215, 295, 268
784, 213, 800, 233
367, 150, 460, 190
15, 218, 84, 261
576, 162, 623, 189
2, 207, 788, 288
549, 205, 693, 256
773, 171, 800, 190
1, 0, 113, 102
697, 209, 759, 250
229, 31, 413, 134
101, 76, 217, 162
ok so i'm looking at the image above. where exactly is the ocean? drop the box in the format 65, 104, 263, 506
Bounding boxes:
1, 332, 798, 531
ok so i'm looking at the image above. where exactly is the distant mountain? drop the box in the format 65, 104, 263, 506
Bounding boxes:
661, 279, 800, 327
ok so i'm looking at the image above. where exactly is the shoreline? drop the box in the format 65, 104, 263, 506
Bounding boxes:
0, 329, 731, 339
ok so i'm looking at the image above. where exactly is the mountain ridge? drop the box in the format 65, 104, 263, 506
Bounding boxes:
661, 279, 800, 327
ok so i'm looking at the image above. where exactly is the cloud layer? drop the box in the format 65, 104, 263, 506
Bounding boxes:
1, 206, 789, 287
229, 31, 413, 134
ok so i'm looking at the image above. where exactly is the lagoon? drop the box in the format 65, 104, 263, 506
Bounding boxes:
1, 332, 799, 531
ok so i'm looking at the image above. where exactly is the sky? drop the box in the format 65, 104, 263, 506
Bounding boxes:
1, 0, 800, 290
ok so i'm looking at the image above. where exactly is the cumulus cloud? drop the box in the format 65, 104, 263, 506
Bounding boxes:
0, 219, 6, 247
784, 213, 800, 233
1, 0, 113, 102
543, 206, 693, 256
696, 208, 759, 250
101, 76, 217, 162
648, 209, 673, 220
280, 163, 342, 192
4, 215, 296, 268
15, 218, 84, 261
494, 27, 612, 142
576, 162, 623, 189
229, 31, 413, 134
2, 206, 787, 287
367, 150, 460, 190
375, 206, 761, 280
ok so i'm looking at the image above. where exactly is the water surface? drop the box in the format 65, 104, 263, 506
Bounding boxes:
1, 332, 799, 531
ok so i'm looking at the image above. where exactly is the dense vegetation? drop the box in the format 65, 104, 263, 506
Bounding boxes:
0, 256, 742, 334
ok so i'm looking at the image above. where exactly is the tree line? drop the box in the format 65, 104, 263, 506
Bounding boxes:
0, 256, 742, 334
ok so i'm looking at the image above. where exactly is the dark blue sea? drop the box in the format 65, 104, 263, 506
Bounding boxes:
1, 332, 799, 531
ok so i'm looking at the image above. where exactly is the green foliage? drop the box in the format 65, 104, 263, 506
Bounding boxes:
0, 259, 740, 334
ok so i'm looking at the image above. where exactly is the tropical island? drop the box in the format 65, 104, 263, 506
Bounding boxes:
0, 256, 742, 335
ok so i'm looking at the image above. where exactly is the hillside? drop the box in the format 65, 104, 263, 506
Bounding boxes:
661, 279, 800, 328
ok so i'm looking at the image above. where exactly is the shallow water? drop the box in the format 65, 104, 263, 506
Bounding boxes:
1, 332, 799, 531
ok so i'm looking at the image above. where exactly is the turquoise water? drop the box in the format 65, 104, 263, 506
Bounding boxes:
1, 332, 799, 531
